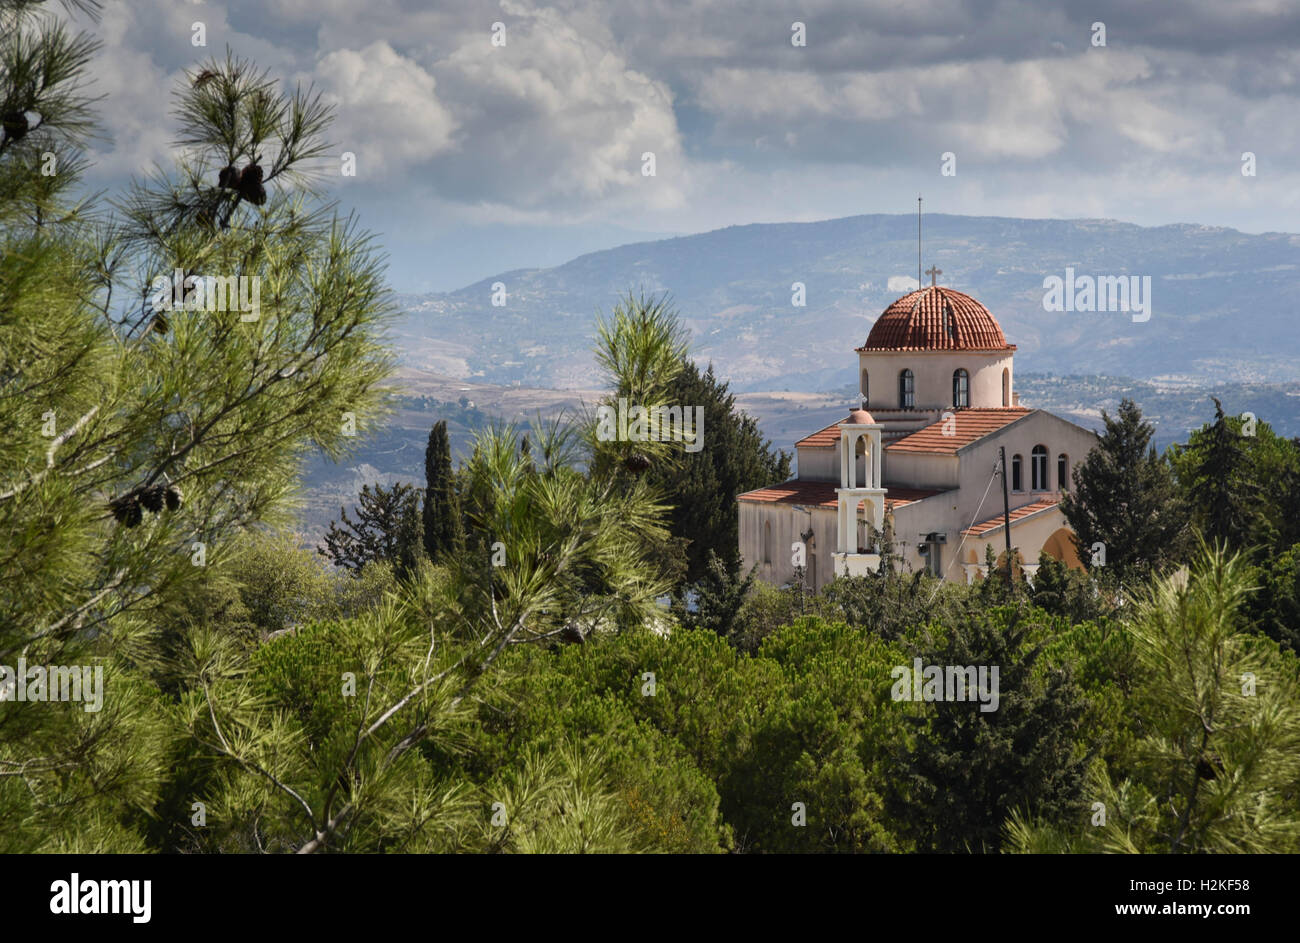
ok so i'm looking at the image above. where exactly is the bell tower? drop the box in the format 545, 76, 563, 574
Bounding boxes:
833, 408, 886, 577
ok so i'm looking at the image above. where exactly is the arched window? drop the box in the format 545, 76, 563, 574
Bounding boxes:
1031, 445, 1048, 491
1058, 453, 1069, 491
1002, 368, 1010, 407
763, 521, 772, 564
899, 369, 915, 409
952, 369, 970, 409
860, 369, 869, 406
1011, 454, 1023, 492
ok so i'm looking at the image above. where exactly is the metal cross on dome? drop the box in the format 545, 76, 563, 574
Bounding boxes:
926, 265, 942, 287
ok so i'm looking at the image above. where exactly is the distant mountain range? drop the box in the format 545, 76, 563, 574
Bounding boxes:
392, 213, 1300, 393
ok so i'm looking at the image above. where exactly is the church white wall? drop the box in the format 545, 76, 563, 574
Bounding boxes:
859, 350, 1014, 410
957, 411, 1099, 520
883, 451, 958, 490
871, 412, 1097, 582
889, 494, 960, 576
893, 496, 1076, 582
738, 501, 837, 590
796, 447, 837, 481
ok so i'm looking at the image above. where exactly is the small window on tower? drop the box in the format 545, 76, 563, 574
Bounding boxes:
952, 369, 970, 409
1011, 454, 1023, 492
861, 369, 869, 406
899, 369, 915, 409
1058, 453, 1069, 491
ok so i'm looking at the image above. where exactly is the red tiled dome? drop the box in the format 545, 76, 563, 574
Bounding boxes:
859, 286, 1014, 352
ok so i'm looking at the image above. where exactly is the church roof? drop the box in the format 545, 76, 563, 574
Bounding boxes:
961, 498, 1060, 537
886, 407, 1031, 454
795, 409, 879, 448
796, 422, 846, 449
737, 479, 944, 509
858, 286, 1015, 352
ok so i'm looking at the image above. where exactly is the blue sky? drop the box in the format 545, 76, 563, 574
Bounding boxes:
76, 0, 1300, 293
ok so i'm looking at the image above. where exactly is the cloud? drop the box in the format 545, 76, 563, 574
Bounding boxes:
424, 4, 687, 213
312, 42, 457, 176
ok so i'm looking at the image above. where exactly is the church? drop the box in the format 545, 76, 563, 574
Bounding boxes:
737, 278, 1099, 588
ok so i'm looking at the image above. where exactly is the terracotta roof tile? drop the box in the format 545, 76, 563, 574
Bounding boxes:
859, 286, 1016, 352
794, 409, 880, 448
886, 408, 1031, 455
737, 480, 944, 509
961, 498, 1059, 537
795, 421, 842, 449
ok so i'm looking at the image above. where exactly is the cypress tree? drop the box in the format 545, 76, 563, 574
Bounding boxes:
422, 419, 462, 562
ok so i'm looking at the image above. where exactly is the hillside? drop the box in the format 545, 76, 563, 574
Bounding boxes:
392, 213, 1300, 392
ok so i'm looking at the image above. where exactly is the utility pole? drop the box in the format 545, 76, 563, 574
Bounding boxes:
999, 446, 1012, 583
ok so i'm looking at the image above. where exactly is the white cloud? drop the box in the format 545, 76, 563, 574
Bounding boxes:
312, 42, 458, 176
426, 4, 687, 213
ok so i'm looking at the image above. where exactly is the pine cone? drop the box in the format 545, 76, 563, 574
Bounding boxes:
139, 485, 166, 512
110, 492, 145, 526
151, 313, 169, 334
2, 111, 28, 143
217, 165, 239, 189
623, 452, 652, 474
238, 164, 266, 205
165, 485, 183, 511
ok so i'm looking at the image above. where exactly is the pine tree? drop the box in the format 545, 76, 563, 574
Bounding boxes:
1060, 398, 1186, 583
1008, 546, 1300, 853
1, 10, 394, 850
320, 482, 423, 578
422, 419, 462, 563
175, 307, 687, 853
